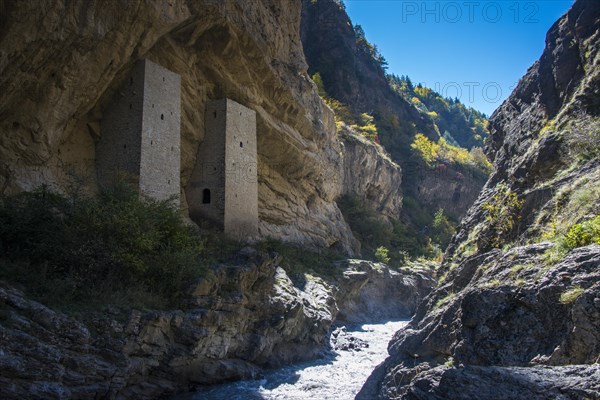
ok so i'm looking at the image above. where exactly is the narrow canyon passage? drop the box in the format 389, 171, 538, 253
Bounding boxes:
184, 321, 408, 400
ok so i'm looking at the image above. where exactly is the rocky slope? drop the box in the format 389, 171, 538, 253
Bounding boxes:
0, 250, 434, 399
0, 0, 404, 256
300, 0, 488, 251
359, 1, 600, 398
300, 0, 437, 141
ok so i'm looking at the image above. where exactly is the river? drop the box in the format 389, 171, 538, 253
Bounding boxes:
184, 320, 407, 400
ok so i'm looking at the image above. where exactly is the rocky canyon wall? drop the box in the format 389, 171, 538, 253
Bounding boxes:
359, 1, 600, 398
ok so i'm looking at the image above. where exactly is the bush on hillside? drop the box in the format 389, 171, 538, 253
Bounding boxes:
564, 215, 600, 249
0, 185, 206, 309
410, 133, 492, 175
481, 183, 525, 248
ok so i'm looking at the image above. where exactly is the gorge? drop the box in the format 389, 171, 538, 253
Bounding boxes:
1, 0, 599, 399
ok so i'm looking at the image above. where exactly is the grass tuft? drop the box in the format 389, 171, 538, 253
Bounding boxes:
559, 286, 585, 304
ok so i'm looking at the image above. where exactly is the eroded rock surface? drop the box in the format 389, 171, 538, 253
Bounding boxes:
411, 166, 484, 222
359, 245, 600, 399
330, 326, 369, 352
0, 251, 433, 399
335, 259, 435, 324
340, 128, 403, 222
397, 365, 600, 400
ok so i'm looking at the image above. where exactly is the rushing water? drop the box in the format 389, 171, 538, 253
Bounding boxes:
186, 320, 407, 400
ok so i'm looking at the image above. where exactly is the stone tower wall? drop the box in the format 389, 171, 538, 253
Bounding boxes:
223, 100, 258, 239
97, 62, 145, 188
187, 100, 227, 228
186, 99, 258, 238
139, 60, 181, 202
97, 59, 181, 203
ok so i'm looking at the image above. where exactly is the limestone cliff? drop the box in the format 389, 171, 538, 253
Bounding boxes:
340, 126, 402, 221
407, 163, 483, 222
0, 0, 374, 254
359, 1, 600, 398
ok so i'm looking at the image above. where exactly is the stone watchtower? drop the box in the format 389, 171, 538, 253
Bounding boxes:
96, 59, 181, 202
187, 99, 258, 239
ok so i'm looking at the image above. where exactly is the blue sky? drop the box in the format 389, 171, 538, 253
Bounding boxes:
344, 0, 574, 116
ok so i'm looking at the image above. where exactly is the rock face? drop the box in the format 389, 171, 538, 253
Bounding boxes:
335, 259, 434, 324
397, 365, 600, 400
0, 251, 434, 399
340, 128, 403, 221
0, 0, 361, 254
409, 165, 483, 222
360, 1, 600, 398
359, 244, 600, 399
330, 326, 369, 351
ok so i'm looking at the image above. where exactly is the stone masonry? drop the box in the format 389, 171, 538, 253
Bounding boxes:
96, 59, 181, 202
187, 99, 258, 240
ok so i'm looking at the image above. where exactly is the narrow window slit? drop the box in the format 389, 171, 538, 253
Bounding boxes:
202, 189, 211, 204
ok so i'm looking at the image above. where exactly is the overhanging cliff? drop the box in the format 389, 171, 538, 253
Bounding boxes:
0, 0, 374, 254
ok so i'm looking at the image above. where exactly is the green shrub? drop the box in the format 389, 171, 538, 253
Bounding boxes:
388, 74, 489, 150
0, 185, 206, 309
432, 208, 455, 249
391, 220, 432, 258
410, 133, 438, 166
338, 194, 393, 255
434, 292, 455, 309
351, 112, 380, 142
375, 246, 391, 264
338, 194, 446, 263
565, 117, 600, 161
481, 183, 524, 248
564, 215, 600, 249
410, 133, 492, 173
541, 215, 600, 265
256, 239, 343, 280
311, 73, 381, 141
402, 195, 432, 228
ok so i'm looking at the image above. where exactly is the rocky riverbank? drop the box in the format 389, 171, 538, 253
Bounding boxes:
358, 244, 600, 399
0, 249, 434, 399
